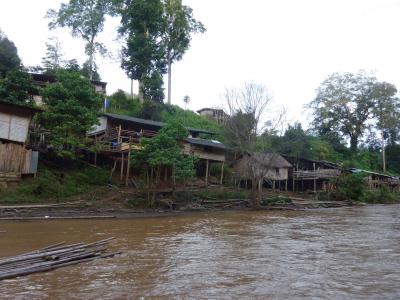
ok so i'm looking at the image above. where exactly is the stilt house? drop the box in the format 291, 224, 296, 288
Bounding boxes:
282, 155, 342, 192
232, 152, 292, 191
88, 113, 227, 186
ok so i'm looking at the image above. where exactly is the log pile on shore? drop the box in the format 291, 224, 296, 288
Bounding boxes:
0, 238, 120, 281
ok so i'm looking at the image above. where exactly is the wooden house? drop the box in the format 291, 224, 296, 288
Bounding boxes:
282, 155, 342, 192
197, 108, 229, 125
0, 101, 41, 183
88, 113, 227, 186
349, 169, 400, 191
232, 152, 292, 191
29, 73, 107, 106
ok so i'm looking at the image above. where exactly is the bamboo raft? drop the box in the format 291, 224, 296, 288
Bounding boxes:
0, 238, 121, 281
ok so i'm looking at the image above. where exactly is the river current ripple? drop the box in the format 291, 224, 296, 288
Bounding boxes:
0, 205, 399, 299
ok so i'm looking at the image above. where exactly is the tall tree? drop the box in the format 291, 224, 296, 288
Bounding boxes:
36, 70, 102, 159
224, 82, 273, 206
47, 0, 114, 80
372, 82, 400, 172
0, 30, 21, 76
0, 70, 36, 105
119, 0, 166, 102
162, 0, 205, 104
41, 37, 65, 73
309, 71, 377, 152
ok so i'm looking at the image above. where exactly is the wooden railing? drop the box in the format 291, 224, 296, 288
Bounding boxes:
293, 169, 341, 180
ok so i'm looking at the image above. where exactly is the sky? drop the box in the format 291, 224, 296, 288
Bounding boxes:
1, 0, 400, 127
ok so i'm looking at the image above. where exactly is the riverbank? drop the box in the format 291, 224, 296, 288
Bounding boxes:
0, 190, 356, 220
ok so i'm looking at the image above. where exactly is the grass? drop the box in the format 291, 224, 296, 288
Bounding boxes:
0, 165, 110, 204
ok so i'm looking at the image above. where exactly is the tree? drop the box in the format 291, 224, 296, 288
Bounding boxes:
41, 37, 65, 73
224, 82, 273, 206
0, 30, 21, 76
81, 59, 101, 81
131, 121, 196, 205
183, 95, 190, 109
47, 0, 114, 80
0, 69, 36, 105
309, 71, 377, 151
162, 0, 205, 104
372, 82, 400, 172
36, 70, 102, 159
119, 0, 166, 102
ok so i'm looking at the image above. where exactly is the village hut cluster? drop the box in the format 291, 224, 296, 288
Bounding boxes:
1, 74, 399, 193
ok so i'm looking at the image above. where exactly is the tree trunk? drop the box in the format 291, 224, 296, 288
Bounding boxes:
350, 135, 358, 152
382, 131, 386, 172
167, 59, 172, 105
138, 80, 144, 103
89, 37, 95, 81
130, 79, 134, 98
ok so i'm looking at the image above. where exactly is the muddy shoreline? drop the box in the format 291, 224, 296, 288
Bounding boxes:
0, 200, 356, 221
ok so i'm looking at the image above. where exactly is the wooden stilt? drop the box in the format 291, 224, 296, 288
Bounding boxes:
273, 180, 276, 192
125, 142, 131, 187
220, 161, 225, 185
285, 179, 288, 192
313, 162, 316, 193
110, 159, 117, 178
120, 152, 124, 181
205, 159, 209, 187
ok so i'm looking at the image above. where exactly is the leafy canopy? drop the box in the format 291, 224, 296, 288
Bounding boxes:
36, 70, 102, 159
0, 30, 21, 75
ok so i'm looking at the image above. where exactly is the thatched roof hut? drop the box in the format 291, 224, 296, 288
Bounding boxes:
233, 152, 292, 181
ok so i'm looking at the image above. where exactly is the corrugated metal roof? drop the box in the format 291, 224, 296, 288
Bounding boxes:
186, 138, 227, 150
104, 113, 214, 135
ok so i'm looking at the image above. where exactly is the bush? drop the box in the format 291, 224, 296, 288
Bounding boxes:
332, 174, 365, 201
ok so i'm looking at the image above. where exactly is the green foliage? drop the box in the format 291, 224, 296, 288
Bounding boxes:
309, 71, 400, 153
0, 165, 109, 204
386, 144, 400, 174
47, 0, 114, 80
193, 190, 248, 201
41, 37, 64, 73
361, 187, 399, 204
0, 30, 21, 75
119, 0, 166, 89
141, 70, 164, 102
332, 174, 366, 201
161, 104, 221, 134
131, 121, 196, 183
81, 60, 101, 81
107, 89, 141, 116
261, 196, 292, 206
0, 69, 36, 105
36, 70, 102, 159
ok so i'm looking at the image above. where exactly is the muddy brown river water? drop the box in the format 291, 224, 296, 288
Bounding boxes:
0, 205, 399, 299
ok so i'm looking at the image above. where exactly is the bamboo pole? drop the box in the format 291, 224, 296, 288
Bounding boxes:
205, 159, 209, 187
125, 141, 131, 187
120, 152, 124, 181
220, 161, 225, 185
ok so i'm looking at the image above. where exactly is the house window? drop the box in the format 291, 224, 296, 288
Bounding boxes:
275, 168, 279, 175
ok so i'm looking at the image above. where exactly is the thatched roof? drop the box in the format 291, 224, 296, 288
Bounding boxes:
250, 152, 292, 168
233, 152, 292, 179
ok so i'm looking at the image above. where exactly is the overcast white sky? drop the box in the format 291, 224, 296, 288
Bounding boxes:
1, 0, 400, 126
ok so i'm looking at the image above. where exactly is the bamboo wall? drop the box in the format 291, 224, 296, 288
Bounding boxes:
0, 143, 36, 177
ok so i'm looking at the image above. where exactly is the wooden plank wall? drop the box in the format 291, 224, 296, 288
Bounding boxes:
0, 143, 27, 173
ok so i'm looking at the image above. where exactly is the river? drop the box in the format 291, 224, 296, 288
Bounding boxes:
0, 205, 399, 299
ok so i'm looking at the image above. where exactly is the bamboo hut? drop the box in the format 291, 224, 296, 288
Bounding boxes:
233, 152, 292, 191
